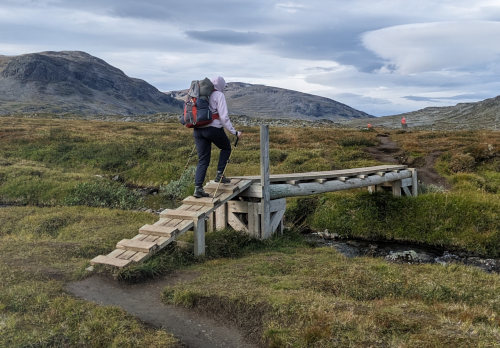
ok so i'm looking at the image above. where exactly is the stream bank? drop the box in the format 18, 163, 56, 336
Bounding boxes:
307, 230, 499, 273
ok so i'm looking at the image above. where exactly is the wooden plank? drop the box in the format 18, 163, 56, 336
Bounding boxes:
116, 239, 157, 253
269, 170, 413, 199
143, 235, 159, 243
90, 255, 131, 268
270, 208, 286, 235
107, 249, 126, 258
203, 183, 238, 193
139, 224, 177, 237
118, 250, 137, 260
238, 183, 262, 198
132, 234, 148, 241
131, 252, 149, 262
260, 125, 271, 239
160, 209, 205, 220
156, 236, 174, 248
257, 198, 286, 214
207, 211, 215, 233
247, 202, 260, 238
228, 211, 249, 233
401, 178, 412, 187
392, 180, 402, 197
215, 204, 227, 230
183, 196, 220, 206
153, 218, 171, 226
411, 168, 418, 197
193, 216, 205, 256
227, 200, 249, 213
232, 165, 408, 182
403, 186, 412, 196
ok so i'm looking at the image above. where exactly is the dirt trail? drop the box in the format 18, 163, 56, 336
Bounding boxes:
66, 273, 258, 348
365, 133, 449, 188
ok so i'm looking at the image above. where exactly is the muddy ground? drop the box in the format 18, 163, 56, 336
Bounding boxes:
365, 133, 450, 188
66, 272, 258, 348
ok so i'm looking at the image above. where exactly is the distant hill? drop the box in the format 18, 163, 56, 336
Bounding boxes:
344, 96, 500, 130
0, 51, 183, 115
168, 82, 373, 121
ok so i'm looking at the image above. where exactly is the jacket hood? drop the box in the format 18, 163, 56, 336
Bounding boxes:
211, 76, 226, 92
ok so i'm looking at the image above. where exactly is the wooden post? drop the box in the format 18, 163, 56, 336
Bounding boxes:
260, 125, 271, 239
215, 204, 227, 230
411, 168, 418, 197
193, 216, 205, 256
392, 180, 402, 197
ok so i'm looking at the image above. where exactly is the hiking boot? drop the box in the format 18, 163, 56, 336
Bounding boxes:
214, 171, 231, 184
193, 186, 209, 198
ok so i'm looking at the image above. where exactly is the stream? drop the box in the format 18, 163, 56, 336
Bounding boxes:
306, 230, 499, 273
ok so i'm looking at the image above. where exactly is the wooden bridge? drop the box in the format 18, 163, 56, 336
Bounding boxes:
91, 126, 417, 268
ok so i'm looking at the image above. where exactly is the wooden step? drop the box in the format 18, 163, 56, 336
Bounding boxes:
116, 239, 158, 253
90, 255, 132, 268
203, 183, 238, 193
160, 209, 206, 220
139, 224, 178, 237
182, 196, 220, 206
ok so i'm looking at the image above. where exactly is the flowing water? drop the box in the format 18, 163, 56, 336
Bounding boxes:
306, 231, 499, 273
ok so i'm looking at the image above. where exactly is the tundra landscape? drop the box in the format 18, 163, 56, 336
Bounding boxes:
1, 2, 500, 346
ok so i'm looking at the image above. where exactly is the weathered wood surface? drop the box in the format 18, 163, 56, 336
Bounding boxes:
92, 178, 253, 268
233, 164, 407, 183
116, 239, 158, 253
90, 255, 132, 268
269, 170, 413, 199
260, 125, 271, 239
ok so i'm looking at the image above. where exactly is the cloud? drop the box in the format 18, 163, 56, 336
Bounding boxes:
362, 21, 500, 74
185, 30, 265, 46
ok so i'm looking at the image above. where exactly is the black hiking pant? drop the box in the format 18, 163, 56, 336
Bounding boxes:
193, 127, 231, 187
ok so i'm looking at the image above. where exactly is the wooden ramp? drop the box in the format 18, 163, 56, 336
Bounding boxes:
90, 179, 252, 268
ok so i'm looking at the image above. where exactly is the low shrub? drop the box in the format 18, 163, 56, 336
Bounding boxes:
64, 180, 142, 210
159, 166, 195, 200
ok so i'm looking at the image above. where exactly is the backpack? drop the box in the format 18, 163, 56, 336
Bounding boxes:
180, 78, 218, 128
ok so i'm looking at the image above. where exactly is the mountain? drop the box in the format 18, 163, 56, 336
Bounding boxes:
0, 51, 183, 115
168, 82, 372, 121
344, 96, 500, 130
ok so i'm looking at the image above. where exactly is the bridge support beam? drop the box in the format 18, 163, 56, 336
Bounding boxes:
269, 170, 413, 199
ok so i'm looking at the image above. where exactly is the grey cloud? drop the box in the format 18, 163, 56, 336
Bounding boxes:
404, 93, 489, 102
185, 30, 265, 46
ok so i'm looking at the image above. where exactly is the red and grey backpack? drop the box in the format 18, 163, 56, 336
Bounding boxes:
180, 78, 219, 128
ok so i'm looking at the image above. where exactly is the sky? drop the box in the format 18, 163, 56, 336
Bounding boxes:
1, 0, 500, 116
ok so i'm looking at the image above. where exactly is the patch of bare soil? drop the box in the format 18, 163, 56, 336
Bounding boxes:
365, 133, 450, 188
66, 272, 258, 348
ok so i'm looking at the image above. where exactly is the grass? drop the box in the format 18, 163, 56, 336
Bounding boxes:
305, 190, 500, 257
162, 246, 500, 347
0, 206, 179, 347
0, 115, 499, 346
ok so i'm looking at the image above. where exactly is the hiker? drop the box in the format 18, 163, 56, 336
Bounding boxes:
193, 76, 242, 198
401, 116, 407, 129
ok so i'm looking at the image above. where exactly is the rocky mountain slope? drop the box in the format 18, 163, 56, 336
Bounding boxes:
169, 82, 372, 121
0, 51, 182, 115
344, 96, 500, 130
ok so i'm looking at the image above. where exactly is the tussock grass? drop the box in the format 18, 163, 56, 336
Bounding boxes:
163, 247, 500, 347
307, 190, 500, 257
1, 116, 499, 346
0, 206, 178, 347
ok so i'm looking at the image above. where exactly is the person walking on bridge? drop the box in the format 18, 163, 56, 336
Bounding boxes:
193, 76, 242, 198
